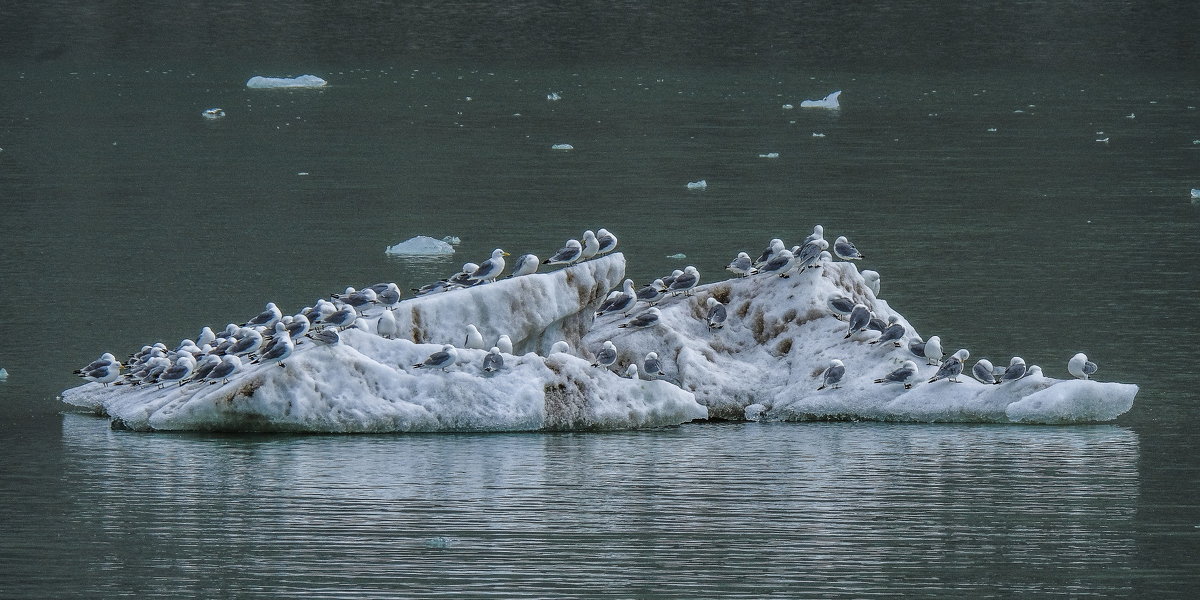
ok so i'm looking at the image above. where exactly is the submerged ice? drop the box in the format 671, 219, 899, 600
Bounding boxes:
63, 227, 1137, 432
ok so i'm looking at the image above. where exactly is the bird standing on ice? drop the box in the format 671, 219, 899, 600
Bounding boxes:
543, 239, 583, 265
1068, 353, 1098, 379
508, 254, 539, 278
999, 357, 1026, 382
706, 297, 727, 329
469, 249, 510, 283
415, 345, 458, 372
726, 252, 753, 277
619, 307, 661, 329
464, 324, 486, 350
595, 228, 618, 255
483, 347, 504, 373
928, 349, 970, 383
668, 266, 700, 296
592, 341, 618, 369
875, 360, 919, 389
833, 236, 865, 260
971, 358, 998, 384
818, 359, 845, 390
643, 352, 665, 378
579, 230, 600, 260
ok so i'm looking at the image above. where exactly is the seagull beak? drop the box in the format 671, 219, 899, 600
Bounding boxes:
503, 251, 511, 256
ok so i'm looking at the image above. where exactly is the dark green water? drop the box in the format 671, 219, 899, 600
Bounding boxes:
1, 1, 1199, 597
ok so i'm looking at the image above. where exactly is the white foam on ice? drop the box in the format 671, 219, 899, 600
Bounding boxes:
246, 75, 328, 89
385, 236, 455, 256
800, 90, 841, 109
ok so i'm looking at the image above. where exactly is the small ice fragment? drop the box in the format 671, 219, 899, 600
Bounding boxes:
686, 179, 707, 190
441, 236, 461, 245
800, 90, 841, 109
246, 74, 328, 89
666, 253, 687, 259
1013, 109, 1025, 113
1096, 137, 1109, 143
297, 172, 310, 176
812, 132, 826, 137
758, 152, 780, 158
782, 104, 794, 110
0, 367, 8, 381
547, 92, 561, 101
1190, 189, 1200, 200
987, 128, 998, 132
551, 143, 574, 151
744, 403, 766, 421
201, 108, 226, 119
1125, 113, 1135, 119
385, 236, 455, 256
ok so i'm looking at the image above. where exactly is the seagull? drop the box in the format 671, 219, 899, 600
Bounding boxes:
80, 360, 123, 387
875, 360, 920, 389
844, 304, 872, 338
623, 363, 640, 379
861, 270, 881, 296
446, 263, 481, 288
470, 249, 510, 283
374, 283, 402, 310
754, 249, 796, 277
206, 355, 242, 384
828, 297, 856, 320
245, 302, 283, 328
922, 335, 943, 365
668, 266, 700, 296
996, 357, 1026, 382
543, 239, 583, 265
726, 252, 753, 277
319, 305, 357, 331
376, 310, 397, 339
971, 358, 999, 384
285, 313, 311, 341
1068, 353, 1099, 379
635, 279, 668, 306
190, 354, 222, 382
591, 340, 618, 368
706, 297, 727, 329
229, 328, 264, 357
660, 269, 684, 290
508, 254, 539, 278
255, 324, 295, 367
579, 230, 600, 260
755, 239, 785, 267
306, 329, 341, 346
928, 349, 970, 383
333, 288, 377, 315
1023, 365, 1043, 379
818, 359, 845, 390
496, 335, 513, 355
619, 307, 661, 329
464, 324, 486, 350
483, 347, 504, 373
596, 228, 618, 254
803, 225, 824, 245
869, 316, 905, 346
643, 352, 665, 378
75, 352, 117, 375
196, 327, 217, 347
159, 355, 196, 387
833, 236, 865, 260
794, 239, 829, 271
596, 279, 637, 316
415, 345, 457, 371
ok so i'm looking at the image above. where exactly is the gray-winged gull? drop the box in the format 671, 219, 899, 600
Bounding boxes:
543, 239, 583, 265
415, 345, 458, 371
971, 358, 998, 384
469, 249, 510, 283
845, 304, 872, 338
591, 340, 618, 368
1068, 353, 1099, 379
706, 297, 727, 329
669, 266, 700, 296
875, 360, 919, 389
833, 235, 865, 260
643, 352, 664, 378
726, 252, 753, 277
483, 347, 504, 373
999, 357, 1026, 382
508, 254, 539, 278
619, 307, 661, 329
818, 359, 845, 390
596, 228, 618, 254
928, 349, 970, 383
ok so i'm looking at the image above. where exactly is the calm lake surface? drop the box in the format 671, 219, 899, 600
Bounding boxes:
2, 1, 1199, 597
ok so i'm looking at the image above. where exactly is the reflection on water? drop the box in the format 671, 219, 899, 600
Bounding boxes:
20, 415, 1138, 598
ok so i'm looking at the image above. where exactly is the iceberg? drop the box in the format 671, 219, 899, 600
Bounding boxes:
1190, 188, 1200, 201
551, 143, 574, 151
0, 367, 7, 381
245, 75, 328, 89
62, 236, 1138, 433
201, 108, 225, 119
687, 180, 707, 190
385, 236, 455, 256
800, 90, 841, 109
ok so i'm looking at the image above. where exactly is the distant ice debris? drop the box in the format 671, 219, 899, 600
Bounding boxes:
551, 143, 574, 151
666, 253, 687, 259
782, 104, 794, 110
686, 180, 707, 190
442, 236, 462, 245
385, 236, 455, 256
547, 92, 562, 101
1190, 188, 1200, 200
246, 74, 328, 89
812, 132, 826, 138
987, 128, 998, 132
0, 367, 7, 381
758, 152, 780, 159
800, 90, 841, 109
1097, 137, 1110, 143
201, 108, 226, 119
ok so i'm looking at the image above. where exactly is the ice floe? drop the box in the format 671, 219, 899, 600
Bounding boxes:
63, 228, 1137, 432
0, 367, 8, 381
245, 74, 328, 89
201, 108, 226, 119
686, 180, 707, 190
385, 236, 455, 256
551, 143, 574, 151
800, 90, 841, 109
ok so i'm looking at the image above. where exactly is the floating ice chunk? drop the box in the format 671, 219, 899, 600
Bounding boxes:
1190, 188, 1200, 200
782, 104, 794, 110
246, 74, 328, 89
0, 367, 7, 381
987, 128, 998, 132
812, 132, 826, 137
547, 92, 561, 101
385, 236, 455, 256
800, 90, 841, 109
686, 180, 707, 190
666, 253, 687, 259
744, 403, 767, 421
1097, 137, 1110, 143
441, 235, 462, 245
758, 152, 780, 158
551, 143, 574, 151
201, 108, 226, 119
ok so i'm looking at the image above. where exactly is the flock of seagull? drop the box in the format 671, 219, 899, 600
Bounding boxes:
74, 223, 1101, 399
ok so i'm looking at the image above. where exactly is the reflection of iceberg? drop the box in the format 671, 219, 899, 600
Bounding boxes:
246, 75, 328, 89
800, 90, 841, 109
385, 236, 455, 256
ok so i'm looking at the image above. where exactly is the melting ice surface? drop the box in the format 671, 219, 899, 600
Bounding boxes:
385, 236, 455, 256
245, 74, 328, 89
61, 250, 1137, 432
